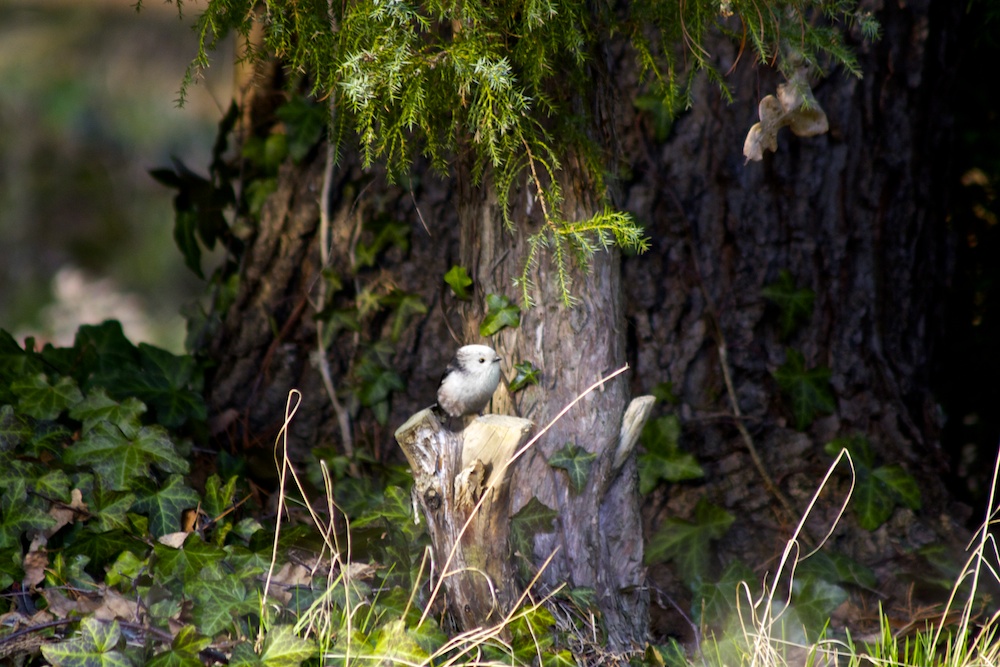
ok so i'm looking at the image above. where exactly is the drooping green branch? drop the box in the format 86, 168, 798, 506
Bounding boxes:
170, 0, 876, 304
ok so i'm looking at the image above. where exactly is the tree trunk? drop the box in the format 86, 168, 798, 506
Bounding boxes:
204, 0, 965, 648
620, 0, 966, 631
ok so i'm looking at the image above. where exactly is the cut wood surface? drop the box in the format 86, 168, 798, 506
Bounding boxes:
394, 409, 532, 630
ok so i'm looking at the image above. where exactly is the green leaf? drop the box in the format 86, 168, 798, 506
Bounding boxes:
70, 390, 147, 437
34, 469, 72, 502
64, 530, 147, 573
548, 442, 596, 493
638, 415, 703, 494
480, 293, 521, 336
773, 349, 835, 430
153, 534, 227, 582
354, 218, 410, 269
824, 434, 875, 470
852, 465, 921, 531
761, 270, 815, 337
796, 551, 876, 589
174, 209, 204, 279
354, 356, 406, 425
105, 550, 148, 588
639, 452, 704, 494
259, 625, 314, 667
0, 329, 42, 385
633, 93, 674, 142
41, 617, 130, 667
0, 404, 32, 452
852, 469, 895, 531
0, 478, 57, 550
510, 496, 557, 566
187, 572, 258, 636
873, 465, 922, 510
384, 291, 427, 342
146, 647, 204, 667
372, 619, 427, 666
693, 560, 756, 627
645, 498, 734, 584
791, 576, 848, 637
202, 474, 240, 523
74, 321, 139, 377
133, 475, 200, 537
275, 95, 327, 163
64, 423, 189, 492
12, 374, 84, 421
444, 265, 473, 300
509, 360, 541, 393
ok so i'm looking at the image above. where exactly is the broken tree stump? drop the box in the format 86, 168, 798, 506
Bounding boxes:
394, 409, 533, 631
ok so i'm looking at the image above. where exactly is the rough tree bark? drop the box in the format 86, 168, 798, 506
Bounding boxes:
620, 0, 967, 631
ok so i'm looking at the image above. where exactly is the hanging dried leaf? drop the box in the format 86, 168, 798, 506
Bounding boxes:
744, 70, 829, 162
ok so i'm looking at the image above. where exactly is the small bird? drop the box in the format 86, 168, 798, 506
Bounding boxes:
436, 345, 502, 418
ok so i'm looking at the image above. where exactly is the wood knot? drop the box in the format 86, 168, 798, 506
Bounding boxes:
423, 487, 442, 511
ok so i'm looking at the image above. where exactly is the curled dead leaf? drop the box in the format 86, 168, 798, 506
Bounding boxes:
743, 70, 829, 163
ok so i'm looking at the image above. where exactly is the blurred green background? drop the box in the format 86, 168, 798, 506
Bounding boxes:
0, 0, 233, 351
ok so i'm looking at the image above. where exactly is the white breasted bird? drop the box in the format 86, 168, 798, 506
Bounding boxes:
436, 345, 502, 418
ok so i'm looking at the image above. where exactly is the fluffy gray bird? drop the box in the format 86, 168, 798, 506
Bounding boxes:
436, 345, 502, 418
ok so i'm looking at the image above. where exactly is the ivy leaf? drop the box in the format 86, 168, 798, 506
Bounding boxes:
548, 443, 596, 493
70, 389, 147, 437
372, 619, 427, 666
791, 576, 849, 637
146, 625, 209, 667
693, 560, 756, 627
824, 434, 875, 470
384, 291, 427, 342
259, 625, 315, 667
34, 469, 72, 502
133, 475, 200, 537
509, 360, 541, 393
74, 320, 140, 378
0, 330, 42, 392
41, 617, 129, 667
796, 551, 876, 589
444, 265, 473, 300
761, 270, 815, 337
645, 498, 734, 585
202, 475, 240, 523
773, 349, 834, 430
480, 293, 521, 337
355, 356, 406, 425
187, 572, 258, 636
873, 465, 921, 510
276, 95, 327, 163
0, 478, 57, 550
510, 497, 557, 566
64, 423, 189, 491
852, 468, 895, 530
64, 529, 147, 574
354, 218, 410, 269
12, 374, 84, 421
154, 534, 228, 583
0, 404, 32, 452
638, 415, 703, 494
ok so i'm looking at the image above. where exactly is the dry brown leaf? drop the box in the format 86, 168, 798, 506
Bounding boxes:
22, 550, 48, 589
743, 70, 829, 162
157, 532, 189, 549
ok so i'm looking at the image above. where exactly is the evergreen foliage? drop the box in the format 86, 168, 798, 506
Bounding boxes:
168, 0, 875, 304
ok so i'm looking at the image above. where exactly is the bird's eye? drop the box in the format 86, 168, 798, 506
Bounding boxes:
479, 357, 485, 364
